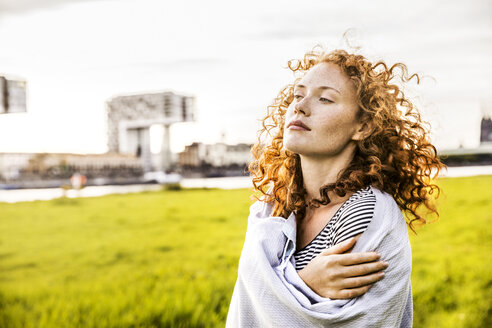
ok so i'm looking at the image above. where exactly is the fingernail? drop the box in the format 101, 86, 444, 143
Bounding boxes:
383, 261, 389, 266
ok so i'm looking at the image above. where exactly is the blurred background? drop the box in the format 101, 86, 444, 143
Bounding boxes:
0, 0, 491, 327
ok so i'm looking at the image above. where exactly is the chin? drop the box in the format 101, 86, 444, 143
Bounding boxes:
283, 141, 305, 155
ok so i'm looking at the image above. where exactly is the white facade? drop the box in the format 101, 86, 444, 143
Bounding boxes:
106, 91, 195, 171
0, 153, 31, 180
0, 152, 142, 182
178, 142, 253, 167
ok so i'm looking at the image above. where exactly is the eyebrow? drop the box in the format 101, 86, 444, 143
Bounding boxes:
295, 84, 341, 94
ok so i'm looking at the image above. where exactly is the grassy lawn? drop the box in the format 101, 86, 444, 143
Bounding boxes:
0, 176, 491, 327
409, 176, 492, 327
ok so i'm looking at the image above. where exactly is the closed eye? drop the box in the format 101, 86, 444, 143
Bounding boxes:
320, 97, 333, 103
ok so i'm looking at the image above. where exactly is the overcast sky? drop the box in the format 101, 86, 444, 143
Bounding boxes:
0, 0, 491, 154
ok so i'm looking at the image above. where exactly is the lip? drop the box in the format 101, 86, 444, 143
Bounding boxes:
287, 120, 311, 131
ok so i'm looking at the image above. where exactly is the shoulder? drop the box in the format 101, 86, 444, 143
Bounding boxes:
248, 184, 276, 220
370, 186, 399, 210
339, 187, 377, 217
332, 187, 376, 244
249, 199, 273, 220
344, 186, 408, 249
351, 187, 412, 275
370, 186, 406, 232
357, 187, 410, 262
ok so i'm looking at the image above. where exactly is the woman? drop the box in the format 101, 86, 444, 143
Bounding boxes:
226, 47, 444, 327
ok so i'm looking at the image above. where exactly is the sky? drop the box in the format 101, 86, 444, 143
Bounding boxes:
0, 0, 491, 154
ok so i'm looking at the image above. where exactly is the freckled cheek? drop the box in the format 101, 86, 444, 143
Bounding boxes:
315, 115, 356, 140
315, 109, 356, 128
316, 117, 340, 132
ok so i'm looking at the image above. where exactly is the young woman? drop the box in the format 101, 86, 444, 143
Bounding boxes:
227, 47, 444, 327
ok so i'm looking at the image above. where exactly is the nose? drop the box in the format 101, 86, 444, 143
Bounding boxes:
294, 98, 310, 116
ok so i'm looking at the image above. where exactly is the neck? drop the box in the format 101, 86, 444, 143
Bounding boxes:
300, 144, 356, 204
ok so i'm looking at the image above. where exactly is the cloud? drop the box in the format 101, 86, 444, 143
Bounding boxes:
0, 0, 115, 16
1, 0, 491, 153
82, 57, 228, 74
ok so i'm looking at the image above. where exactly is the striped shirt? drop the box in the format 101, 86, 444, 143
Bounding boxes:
294, 187, 376, 270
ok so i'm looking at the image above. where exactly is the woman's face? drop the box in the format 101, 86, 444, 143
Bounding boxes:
283, 62, 363, 158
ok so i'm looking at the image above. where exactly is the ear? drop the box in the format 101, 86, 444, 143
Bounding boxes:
352, 120, 374, 141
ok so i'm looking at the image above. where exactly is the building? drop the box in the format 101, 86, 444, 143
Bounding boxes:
0, 152, 143, 186
106, 91, 195, 172
0, 141, 253, 186
0, 76, 27, 114
178, 142, 201, 167
480, 118, 492, 144
0, 153, 32, 181
178, 142, 253, 172
439, 101, 492, 166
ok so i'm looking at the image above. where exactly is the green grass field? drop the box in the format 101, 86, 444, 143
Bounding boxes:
0, 176, 491, 327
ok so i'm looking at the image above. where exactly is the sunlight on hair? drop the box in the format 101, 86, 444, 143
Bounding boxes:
249, 45, 446, 233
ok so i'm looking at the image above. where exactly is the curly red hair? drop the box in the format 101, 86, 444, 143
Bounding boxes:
249, 47, 445, 232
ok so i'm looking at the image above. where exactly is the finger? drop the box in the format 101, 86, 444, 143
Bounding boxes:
321, 237, 357, 256
343, 233, 363, 253
335, 285, 372, 300
340, 271, 385, 289
341, 261, 389, 277
337, 252, 381, 266
352, 234, 362, 243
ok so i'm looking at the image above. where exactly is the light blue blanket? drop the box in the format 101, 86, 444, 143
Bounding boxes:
226, 187, 413, 327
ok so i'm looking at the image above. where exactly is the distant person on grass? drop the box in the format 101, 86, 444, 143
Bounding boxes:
226, 46, 445, 327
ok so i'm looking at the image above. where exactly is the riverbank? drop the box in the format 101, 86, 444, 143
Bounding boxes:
1, 165, 491, 203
